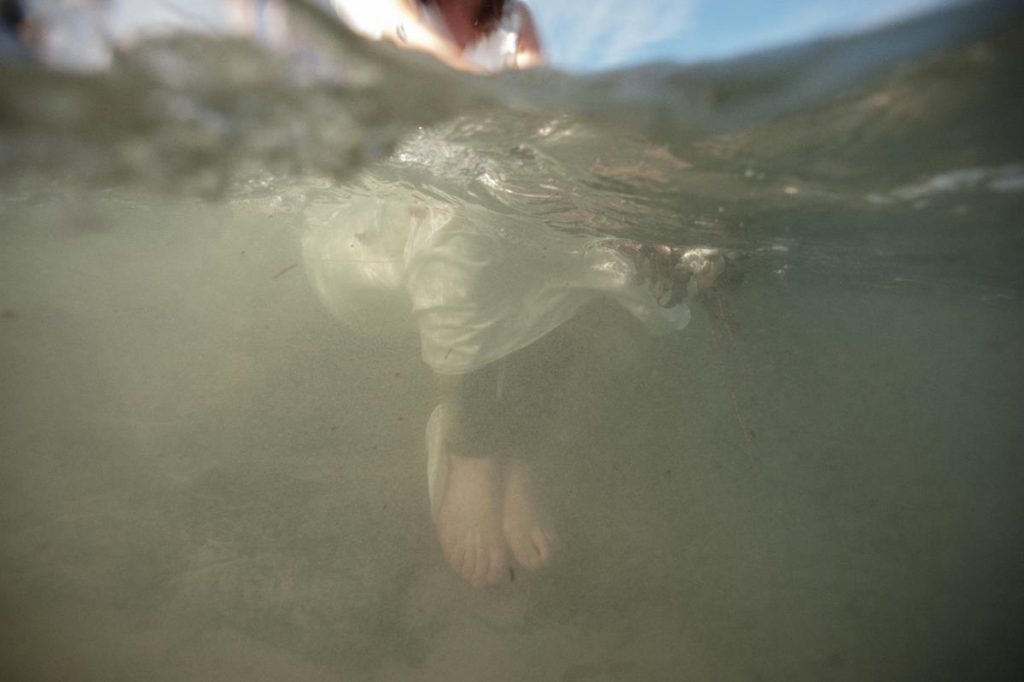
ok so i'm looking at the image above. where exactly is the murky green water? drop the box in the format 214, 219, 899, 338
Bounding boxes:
1, 1, 1022, 680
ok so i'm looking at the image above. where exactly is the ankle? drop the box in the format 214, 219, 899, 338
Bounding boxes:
448, 453, 501, 474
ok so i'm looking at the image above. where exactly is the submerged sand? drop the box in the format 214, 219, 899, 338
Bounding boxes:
1, 189, 1021, 681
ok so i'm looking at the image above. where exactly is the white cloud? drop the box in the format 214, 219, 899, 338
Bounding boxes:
528, 0, 701, 70
527, 0, 957, 70
698, 0, 957, 59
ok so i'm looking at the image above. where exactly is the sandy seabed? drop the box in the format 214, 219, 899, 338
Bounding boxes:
1, 190, 1022, 681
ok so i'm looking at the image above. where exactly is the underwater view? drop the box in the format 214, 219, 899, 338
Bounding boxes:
1, 0, 1022, 679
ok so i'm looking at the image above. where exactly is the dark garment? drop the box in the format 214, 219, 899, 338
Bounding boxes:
444, 324, 574, 459
1, 0, 24, 33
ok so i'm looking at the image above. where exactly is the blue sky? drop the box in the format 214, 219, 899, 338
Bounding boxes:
53, 1, 968, 73
527, 0, 964, 71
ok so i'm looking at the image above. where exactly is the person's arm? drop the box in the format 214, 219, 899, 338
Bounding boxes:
514, 2, 544, 69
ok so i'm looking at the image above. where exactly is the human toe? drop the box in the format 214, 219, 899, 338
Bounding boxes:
531, 528, 556, 567
484, 546, 507, 586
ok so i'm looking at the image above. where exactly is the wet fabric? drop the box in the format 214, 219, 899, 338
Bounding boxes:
301, 181, 691, 376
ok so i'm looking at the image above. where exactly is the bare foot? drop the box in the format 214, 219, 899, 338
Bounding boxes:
502, 459, 557, 571
434, 455, 509, 587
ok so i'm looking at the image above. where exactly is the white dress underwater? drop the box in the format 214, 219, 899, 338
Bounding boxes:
301, 179, 691, 375
301, 169, 692, 517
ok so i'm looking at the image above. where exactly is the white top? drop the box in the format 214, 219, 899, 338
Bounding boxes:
331, 0, 524, 72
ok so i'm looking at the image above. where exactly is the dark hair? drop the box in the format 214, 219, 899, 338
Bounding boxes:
1, 0, 25, 34
420, 1, 507, 31
474, 0, 507, 29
